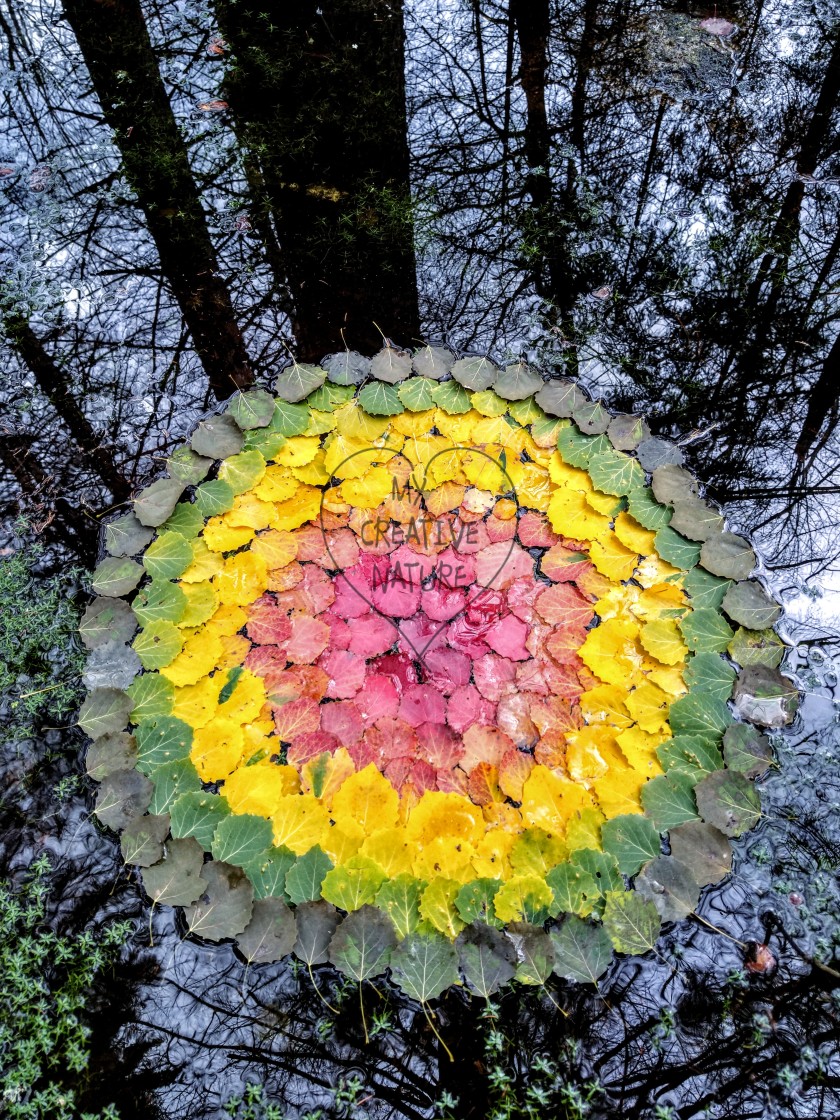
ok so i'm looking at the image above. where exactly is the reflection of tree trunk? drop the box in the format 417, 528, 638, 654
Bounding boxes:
794, 330, 840, 462
0, 435, 92, 556
3, 314, 130, 500
215, 0, 419, 360
62, 0, 253, 400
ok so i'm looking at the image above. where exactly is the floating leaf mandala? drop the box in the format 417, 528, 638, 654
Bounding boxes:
80, 349, 796, 994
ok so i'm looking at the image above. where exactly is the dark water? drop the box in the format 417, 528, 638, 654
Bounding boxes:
1, 0, 840, 1117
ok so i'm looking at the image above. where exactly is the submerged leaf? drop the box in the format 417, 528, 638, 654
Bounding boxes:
602, 891, 661, 954
294, 900, 341, 965
694, 770, 761, 836
635, 855, 700, 922
668, 821, 732, 885
142, 837, 206, 906
328, 905, 396, 979
457, 922, 517, 997
550, 917, 612, 984
237, 897, 296, 963
184, 861, 254, 940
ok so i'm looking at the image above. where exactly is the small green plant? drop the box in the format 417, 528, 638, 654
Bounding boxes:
0, 855, 131, 1119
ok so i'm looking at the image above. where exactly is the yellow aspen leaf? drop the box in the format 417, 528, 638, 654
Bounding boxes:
405, 791, 485, 847
640, 619, 689, 666
646, 664, 687, 697
472, 830, 516, 878
635, 555, 682, 589
391, 408, 436, 437
203, 517, 255, 553
250, 529, 297, 570
548, 452, 591, 489
191, 717, 245, 781
215, 633, 251, 669
178, 582, 218, 628
204, 603, 247, 637
493, 875, 555, 924
584, 489, 624, 517
340, 467, 395, 509
217, 669, 266, 723
616, 727, 667, 774
565, 725, 627, 781
579, 684, 633, 728
626, 681, 671, 733
506, 460, 551, 510
222, 761, 298, 817
413, 837, 477, 883
224, 493, 278, 531
470, 415, 511, 444
272, 793, 330, 854
272, 486, 322, 531
331, 764, 399, 834
580, 618, 643, 686
424, 481, 466, 516
419, 878, 465, 937
589, 533, 640, 581
614, 511, 656, 555
303, 408, 337, 436
494, 498, 518, 520
181, 540, 223, 583
565, 806, 606, 851
547, 488, 610, 539
171, 674, 224, 729
214, 551, 268, 607
460, 448, 507, 492
301, 748, 355, 805
510, 829, 567, 878
482, 802, 524, 832
323, 434, 380, 479
291, 450, 330, 486
275, 436, 321, 468
359, 829, 415, 877
160, 631, 224, 688
255, 465, 299, 503
433, 409, 480, 442
593, 768, 648, 818
520, 766, 596, 836
576, 567, 613, 601
320, 825, 364, 865
333, 401, 390, 441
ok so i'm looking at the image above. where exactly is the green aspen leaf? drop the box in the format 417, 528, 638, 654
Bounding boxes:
275, 362, 327, 402
305, 383, 356, 412
640, 773, 700, 832
85, 731, 137, 780
546, 862, 599, 917
243, 426, 287, 459
654, 526, 701, 569
398, 377, 436, 411
142, 837, 205, 906
636, 856, 701, 923
602, 891, 661, 955
163, 502, 204, 539
218, 450, 266, 495
572, 400, 611, 436
722, 723, 773, 777
679, 608, 735, 653
323, 350, 370, 386
721, 582, 781, 630
132, 580, 187, 627
91, 557, 143, 597
668, 821, 732, 885
412, 345, 454, 380
285, 846, 333, 905
132, 620, 184, 670
357, 381, 403, 416
727, 626, 785, 668
227, 389, 276, 429
683, 566, 732, 609
376, 875, 426, 938
550, 917, 612, 984
601, 815, 661, 876
530, 416, 566, 447
700, 533, 756, 580
568, 850, 623, 897
694, 770, 761, 836
320, 857, 385, 912
650, 464, 701, 506
293, 900, 341, 965
105, 513, 154, 558
170, 791, 231, 849
143, 531, 193, 581
79, 597, 137, 650
211, 813, 273, 867
184, 861, 254, 941
328, 904, 396, 980
668, 693, 731, 740
237, 897, 296, 964
267, 400, 311, 436
430, 380, 472, 415
194, 479, 236, 517
557, 427, 611, 469
179, 582, 217, 627
565, 808, 605, 852
656, 734, 723, 779
134, 478, 185, 528
507, 922, 555, 985
94, 769, 152, 830
733, 666, 798, 727
191, 415, 244, 458
166, 445, 213, 485
608, 414, 650, 451
420, 878, 465, 938
78, 688, 132, 738
244, 845, 296, 900
454, 878, 502, 929
683, 652, 736, 699
371, 346, 411, 383
493, 361, 542, 401
135, 716, 192, 771
148, 758, 200, 815
587, 450, 646, 496
668, 499, 724, 541
626, 488, 672, 530
390, 931, 460, 1001
303, 408, 336, 437
535, 379, 586, 417
126, 672, 174, 723
120, 813, 170, 867
451, 356, 499, 392
457, 923, 517, 997
493, 876, 555, 924
470, 389, 508, 416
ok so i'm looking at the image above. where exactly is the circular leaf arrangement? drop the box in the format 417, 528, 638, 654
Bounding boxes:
80, 347, 798, 994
